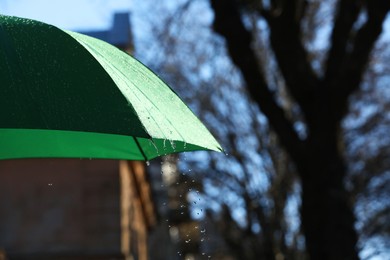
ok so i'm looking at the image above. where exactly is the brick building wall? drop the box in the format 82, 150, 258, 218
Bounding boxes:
0, 159, 122, 259
0, 159, 156, 260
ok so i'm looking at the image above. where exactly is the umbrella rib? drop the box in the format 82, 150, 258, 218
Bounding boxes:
133, 136, 148, 161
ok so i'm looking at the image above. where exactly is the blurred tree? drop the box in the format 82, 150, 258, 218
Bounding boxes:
133, 0, 390, 259
208, 0, 390, 259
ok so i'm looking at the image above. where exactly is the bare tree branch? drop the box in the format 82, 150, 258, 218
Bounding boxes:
324, 0, 362, 84
210, 0, 306, 163
332, 0, 390, 122
264, 0, 320, 124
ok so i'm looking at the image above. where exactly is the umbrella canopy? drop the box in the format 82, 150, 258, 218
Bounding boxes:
0, 15, 222, 160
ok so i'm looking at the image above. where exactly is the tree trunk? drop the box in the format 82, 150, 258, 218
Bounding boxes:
298, 127, 359, 259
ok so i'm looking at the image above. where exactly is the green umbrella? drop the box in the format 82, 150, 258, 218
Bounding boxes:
0, 15, 222, 160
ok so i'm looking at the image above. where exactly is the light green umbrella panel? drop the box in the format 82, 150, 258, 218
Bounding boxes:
0, 15, 222, 160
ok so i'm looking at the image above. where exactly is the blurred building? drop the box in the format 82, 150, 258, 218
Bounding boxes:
78, 12, 133, 52
0, 12, 156, 260
0, 159, 156, 260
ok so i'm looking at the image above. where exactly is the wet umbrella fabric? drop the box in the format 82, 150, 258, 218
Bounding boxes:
0, 15, 222, 160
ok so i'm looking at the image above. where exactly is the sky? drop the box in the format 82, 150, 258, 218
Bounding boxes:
0, 0, 132, 30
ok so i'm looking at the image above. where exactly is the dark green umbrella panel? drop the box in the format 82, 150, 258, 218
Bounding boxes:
0, 15, 222, 160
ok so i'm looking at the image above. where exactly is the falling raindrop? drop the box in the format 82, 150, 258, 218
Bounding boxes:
170, 139, 176, 150
149, 139, 159, 154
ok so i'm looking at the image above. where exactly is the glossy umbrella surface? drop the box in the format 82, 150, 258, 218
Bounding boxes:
0, 15, 222, 160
